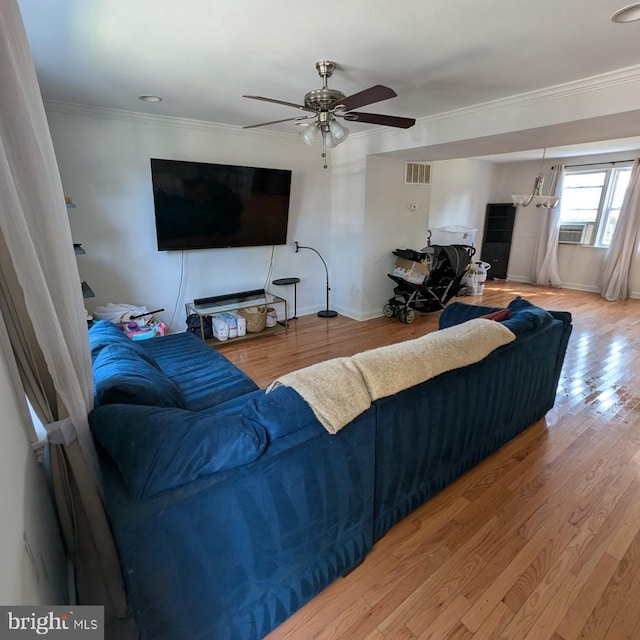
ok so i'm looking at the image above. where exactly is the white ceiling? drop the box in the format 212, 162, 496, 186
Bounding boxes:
16, 0, 640, 160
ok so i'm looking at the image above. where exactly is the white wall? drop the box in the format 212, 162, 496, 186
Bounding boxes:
327, 157, 368, 318
0, 328, 67, 605
328, 145, 500, 319
428, 158, 499, 252
46, 103, 640, 326
46, 107, 442, 322
492, 150, 640, 294
361, 155, 431, 319
46, 106, 333, 325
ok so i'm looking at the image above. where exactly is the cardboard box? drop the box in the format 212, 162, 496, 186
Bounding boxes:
392, 257, 430, 285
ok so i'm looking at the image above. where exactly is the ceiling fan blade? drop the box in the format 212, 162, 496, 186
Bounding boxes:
243, 95, 315, 113
331, 85, 397, 112
243, 115, 315, 129
345, 111, 416, 129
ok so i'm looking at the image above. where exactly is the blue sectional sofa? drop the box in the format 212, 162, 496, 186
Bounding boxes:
88, 297, 572, 640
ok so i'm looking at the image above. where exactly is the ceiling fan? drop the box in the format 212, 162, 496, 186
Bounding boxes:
243, 60, 416, 168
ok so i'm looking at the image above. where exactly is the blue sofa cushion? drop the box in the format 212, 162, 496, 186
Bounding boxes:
89, 320, 159, 366
90, 403, 268, 501
502, 297, 554, 336
243, 386, 319, 440
93, 344, 186, 409
139, 332, 259, 410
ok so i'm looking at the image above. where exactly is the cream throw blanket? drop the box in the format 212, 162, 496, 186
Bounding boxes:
267, 319, 515, 434
267, 357, 371, 435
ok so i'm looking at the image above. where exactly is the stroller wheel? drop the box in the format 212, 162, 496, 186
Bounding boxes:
404, 308, 416, 324
398, 308, 406, 323
383, 304, 395, 318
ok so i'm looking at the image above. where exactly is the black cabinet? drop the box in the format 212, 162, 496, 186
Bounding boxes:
481, 203, 516, 280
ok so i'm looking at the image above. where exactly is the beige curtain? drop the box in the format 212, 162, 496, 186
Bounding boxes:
601, 159, 640, 301
0, 2, 134, 637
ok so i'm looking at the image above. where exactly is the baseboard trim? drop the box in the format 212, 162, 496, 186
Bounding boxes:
361, 308, 385, 321
295, 304, 361, 320
506, 275, 603, 295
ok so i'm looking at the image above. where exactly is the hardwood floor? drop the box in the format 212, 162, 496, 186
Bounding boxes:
218, 281, 640, 640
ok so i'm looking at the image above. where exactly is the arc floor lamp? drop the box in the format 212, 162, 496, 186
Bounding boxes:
294, 242, 337, 318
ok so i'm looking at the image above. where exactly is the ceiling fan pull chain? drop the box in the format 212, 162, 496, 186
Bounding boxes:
321, 129, 328, 169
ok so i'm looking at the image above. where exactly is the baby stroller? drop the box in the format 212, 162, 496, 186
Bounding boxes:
384, 245, 475, 323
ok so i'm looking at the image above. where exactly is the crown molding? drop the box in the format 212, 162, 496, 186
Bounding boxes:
418, 64, 640, 126
344, 63, 640, 150
43, 64, 640, 148
43, 99, 295, 140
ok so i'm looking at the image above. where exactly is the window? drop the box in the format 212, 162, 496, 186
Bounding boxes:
558, 165, 632, 247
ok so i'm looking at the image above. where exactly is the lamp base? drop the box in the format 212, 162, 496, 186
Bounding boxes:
318, 310, 338, 318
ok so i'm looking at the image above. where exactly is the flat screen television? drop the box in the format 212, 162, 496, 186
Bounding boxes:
150, 158, 292, 250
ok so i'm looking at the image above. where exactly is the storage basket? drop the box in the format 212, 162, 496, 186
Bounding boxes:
429, 226, 477, 247
237, 305, 267, 332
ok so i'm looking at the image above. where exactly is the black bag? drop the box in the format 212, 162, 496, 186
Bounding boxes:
186, 313, 213, 339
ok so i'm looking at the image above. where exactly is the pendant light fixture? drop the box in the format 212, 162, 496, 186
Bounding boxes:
511, 148, 561, 209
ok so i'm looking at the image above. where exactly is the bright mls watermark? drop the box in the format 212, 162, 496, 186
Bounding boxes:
1, 606, 103, 638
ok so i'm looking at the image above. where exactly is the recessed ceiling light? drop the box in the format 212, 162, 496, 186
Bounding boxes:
138, 95, 163, 103
611, 2, 640, 22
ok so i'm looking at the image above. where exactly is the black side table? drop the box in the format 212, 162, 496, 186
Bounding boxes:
272, 277, 300, 320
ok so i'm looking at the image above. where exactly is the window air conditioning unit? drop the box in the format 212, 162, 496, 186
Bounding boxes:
558, 223, 587, 244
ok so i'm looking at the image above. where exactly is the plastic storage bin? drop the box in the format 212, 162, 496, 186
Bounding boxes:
429, 226, 477, 246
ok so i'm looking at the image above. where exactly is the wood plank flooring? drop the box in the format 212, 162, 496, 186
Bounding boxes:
217, 281, 640, 640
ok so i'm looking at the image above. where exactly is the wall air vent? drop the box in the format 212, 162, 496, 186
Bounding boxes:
405, 162, 431, 185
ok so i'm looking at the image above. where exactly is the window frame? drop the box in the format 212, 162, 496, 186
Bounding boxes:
559, 163, 632, 248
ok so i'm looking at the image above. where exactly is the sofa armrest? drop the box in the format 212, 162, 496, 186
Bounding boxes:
549, 310, 573, 326
243, 386, 321, 440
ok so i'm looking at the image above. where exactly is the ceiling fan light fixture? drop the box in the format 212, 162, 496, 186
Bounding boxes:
322, 128, 337, 150
243, 60, 415, 169
300, 123, 319, 146
329, 119, 349, 143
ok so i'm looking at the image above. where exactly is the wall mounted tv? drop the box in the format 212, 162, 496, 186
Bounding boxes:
150, 158, 292, 251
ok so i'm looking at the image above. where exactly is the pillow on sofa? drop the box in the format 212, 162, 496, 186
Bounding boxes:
502, 297, 554, 336
90, 403, 268, 501
439, 302, 503, 329
479, 308, 511, 321
89, 320, 159, 366
93, 344, 186, 408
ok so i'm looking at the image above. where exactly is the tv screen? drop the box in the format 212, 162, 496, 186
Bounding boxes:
150, 158, 292, 250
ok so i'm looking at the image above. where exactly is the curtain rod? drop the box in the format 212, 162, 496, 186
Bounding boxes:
551, 159, 635, 170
